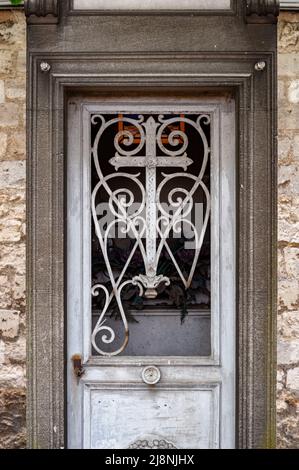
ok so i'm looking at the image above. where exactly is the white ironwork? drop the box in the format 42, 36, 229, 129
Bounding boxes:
91, 113, 211, 356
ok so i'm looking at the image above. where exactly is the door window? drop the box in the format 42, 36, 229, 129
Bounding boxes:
91, 112, 211, 356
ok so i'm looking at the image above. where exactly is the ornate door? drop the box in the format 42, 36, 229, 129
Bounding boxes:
67, 93, 235, 449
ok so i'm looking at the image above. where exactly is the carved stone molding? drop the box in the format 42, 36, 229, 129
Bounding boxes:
246, 0, 280, 23
25, 0, 59, 24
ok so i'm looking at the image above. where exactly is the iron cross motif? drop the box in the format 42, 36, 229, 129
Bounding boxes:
109, 116, 193, 299
91, 112, 211, 355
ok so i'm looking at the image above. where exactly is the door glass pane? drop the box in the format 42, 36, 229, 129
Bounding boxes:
91, 112, 211, 356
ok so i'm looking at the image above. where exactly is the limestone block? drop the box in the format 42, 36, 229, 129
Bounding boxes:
16, 50, 26, 76
277, 369, 285, 392
277, 415, 299, 448
278, 311, 299, 339
278, 279, 299, 310
278, 54, 299, 78
0, 243, 25, 275
0, 80, 4, 104
0, 340, 4, 365
5, 86, 25, 101
278, 105, 299, 131
0, 50, 13, 76
7, 131, 25, 160
287, 368, 299, 396
278, 163, 299, 188
278, 210, 299, 244
0, 365, 25, 389
294, 135, 299, 158
279, 19, 299, 53
0, 161, 25, 189
0, 218, 22, 242
0, 388, 26, 449
4, 336, 26, 365
278, 338, 299, 365
0, 310, 19, 339
0, 132, 7, 159
279, 246, 299, 279
0, 103, 19, 128
278, 79, 286, 105
288, 80, 299, 104
277, 397, 289, 411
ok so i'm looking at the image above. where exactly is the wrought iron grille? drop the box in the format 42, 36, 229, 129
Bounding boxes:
91, 112, 211, 356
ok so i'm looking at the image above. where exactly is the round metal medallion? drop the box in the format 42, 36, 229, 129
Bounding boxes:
142, 366, 161, 385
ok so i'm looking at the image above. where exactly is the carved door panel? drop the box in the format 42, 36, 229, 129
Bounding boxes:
67, 93, 235, 449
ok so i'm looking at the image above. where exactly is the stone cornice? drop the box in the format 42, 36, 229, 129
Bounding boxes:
24, 0, 59, 24
246, 0, 280, 23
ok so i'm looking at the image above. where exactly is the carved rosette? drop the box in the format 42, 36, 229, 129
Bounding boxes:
25, 0, 59, 24
246, 0, 280, 24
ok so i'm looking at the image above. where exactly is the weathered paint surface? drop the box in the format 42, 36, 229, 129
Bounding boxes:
67, 98, 235, 449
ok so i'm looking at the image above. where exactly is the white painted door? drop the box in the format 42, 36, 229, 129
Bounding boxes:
67, 94, 235, 449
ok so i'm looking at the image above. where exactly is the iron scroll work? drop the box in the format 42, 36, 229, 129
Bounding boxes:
91, 113, 211, 356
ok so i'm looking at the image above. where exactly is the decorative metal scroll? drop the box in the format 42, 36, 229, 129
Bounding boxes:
91, 113, 211, 356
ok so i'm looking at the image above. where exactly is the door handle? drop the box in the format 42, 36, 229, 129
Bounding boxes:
72, 354, 85, 378
142, 366, 161, 385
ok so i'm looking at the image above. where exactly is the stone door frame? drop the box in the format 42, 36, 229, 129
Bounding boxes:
26, 0, 278, 448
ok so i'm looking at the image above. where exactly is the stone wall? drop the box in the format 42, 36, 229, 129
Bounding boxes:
0, 10, 26, 449
277, 11, 299, 449
0, 8, 298, 450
